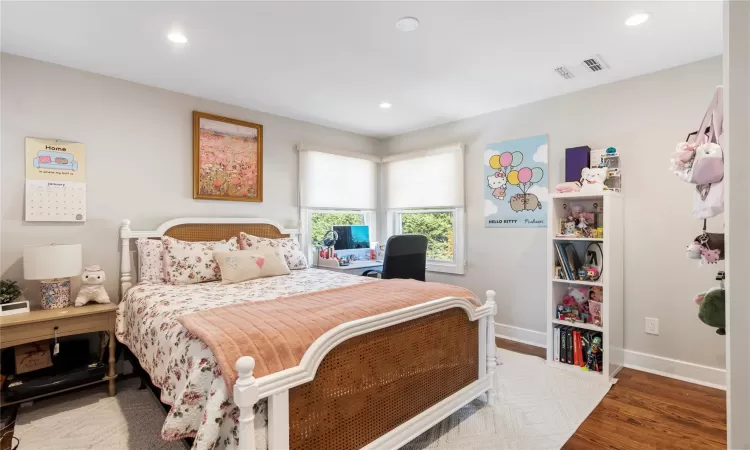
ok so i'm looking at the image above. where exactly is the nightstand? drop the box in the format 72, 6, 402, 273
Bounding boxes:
0, 303, 118, 404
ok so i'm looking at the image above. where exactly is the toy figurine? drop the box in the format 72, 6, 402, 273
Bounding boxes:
586, 267, 600, 281
562, 219, 577, 235
577, 268, 587, 281
586, 336, 603, 372
556, 305, 565, 320
580, 313, 590, 324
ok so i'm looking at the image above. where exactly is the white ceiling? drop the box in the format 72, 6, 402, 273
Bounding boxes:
1, 1, 722, 138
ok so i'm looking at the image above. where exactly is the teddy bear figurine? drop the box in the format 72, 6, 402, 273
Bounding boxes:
74, 265, 111, 307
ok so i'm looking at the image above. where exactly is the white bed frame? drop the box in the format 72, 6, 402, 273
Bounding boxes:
120, 217, 498, 450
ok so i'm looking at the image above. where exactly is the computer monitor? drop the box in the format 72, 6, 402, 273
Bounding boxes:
333, 225, 370, 250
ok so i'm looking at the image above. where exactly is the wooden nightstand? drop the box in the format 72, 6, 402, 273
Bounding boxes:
0, 303, 118, 403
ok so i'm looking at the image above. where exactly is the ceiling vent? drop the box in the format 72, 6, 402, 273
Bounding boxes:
581, 55, 610, 73
554, 66, 575, 80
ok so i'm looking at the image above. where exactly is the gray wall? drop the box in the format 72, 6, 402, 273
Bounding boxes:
382, 57, 726, 370
0, 54, 379, 304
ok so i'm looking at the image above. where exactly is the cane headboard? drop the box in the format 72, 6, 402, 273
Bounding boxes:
119, 218, 299, 295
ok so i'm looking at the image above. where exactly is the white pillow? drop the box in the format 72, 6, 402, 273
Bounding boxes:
162, 236, 239, 284
135, 238, 165, 283
239, 232, 308, 270
214, 249, 290, 284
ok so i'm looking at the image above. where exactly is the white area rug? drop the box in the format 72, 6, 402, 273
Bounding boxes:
13, 349, 611, 450
401, 349, 614, 450
14, 379, 186, 450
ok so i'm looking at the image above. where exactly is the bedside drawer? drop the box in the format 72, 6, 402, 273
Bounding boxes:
1, 314, 112, 348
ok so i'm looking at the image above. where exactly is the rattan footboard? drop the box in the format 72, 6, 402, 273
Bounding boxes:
288, 308, 479, 450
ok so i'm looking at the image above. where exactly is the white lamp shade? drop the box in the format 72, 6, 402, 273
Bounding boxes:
23, 244, 82, 280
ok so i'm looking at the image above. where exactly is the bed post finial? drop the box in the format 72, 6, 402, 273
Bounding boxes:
120, 220, 133, 296
235, 356, 259, 450
485, 290, 498, 404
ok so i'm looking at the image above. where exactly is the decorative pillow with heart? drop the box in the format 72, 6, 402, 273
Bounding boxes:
162, 236, 239, 284
238, 232, 308, 270
214, 248, 291, 284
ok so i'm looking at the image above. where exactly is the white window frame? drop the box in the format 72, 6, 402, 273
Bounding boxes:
301, 208, 377, 264
387, 207, 466, 275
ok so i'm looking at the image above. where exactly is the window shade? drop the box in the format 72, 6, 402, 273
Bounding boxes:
383, 144, 464, 209
299, 149, 378, 210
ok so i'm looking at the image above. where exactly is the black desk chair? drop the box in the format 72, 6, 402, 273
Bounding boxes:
362, 234, 427, 281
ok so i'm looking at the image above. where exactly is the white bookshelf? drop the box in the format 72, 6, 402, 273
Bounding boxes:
546, 191, 624, 381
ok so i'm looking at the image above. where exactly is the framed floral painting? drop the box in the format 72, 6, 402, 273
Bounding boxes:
193, 111, 263, 202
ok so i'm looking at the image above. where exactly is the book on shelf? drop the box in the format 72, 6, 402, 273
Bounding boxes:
560, 327, 567, 363
566, 327, 573, 365
555, 243, 572, 280
553, 327, 560, 362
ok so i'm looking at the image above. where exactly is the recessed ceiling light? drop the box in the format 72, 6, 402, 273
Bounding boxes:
379, 102, 392, 109
625, 12, 650, 27
395, 17, 419, 32
167, 31, 188, 44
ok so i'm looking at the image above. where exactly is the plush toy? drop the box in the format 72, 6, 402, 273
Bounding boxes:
580, 167, 608, 193
695, 287, 725, 335
74, 265, 111, 307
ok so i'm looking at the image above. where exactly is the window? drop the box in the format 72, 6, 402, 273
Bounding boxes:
298, 147, 379, 259
398, 211, 454, 261
383, 144, 465, 274
309, 211, 365, 248
391, 208, 464, 273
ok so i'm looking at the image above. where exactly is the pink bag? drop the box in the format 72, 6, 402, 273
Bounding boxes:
672, 87, 724, 185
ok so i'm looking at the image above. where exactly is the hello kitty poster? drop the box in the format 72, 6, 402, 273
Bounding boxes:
484, 135, 548, 228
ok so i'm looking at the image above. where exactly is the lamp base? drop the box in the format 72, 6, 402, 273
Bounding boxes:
40, 278, 72, 310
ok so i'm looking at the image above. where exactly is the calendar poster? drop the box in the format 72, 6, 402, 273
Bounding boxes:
25, 138, 87, 222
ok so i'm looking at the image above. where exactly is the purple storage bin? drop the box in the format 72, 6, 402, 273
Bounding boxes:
565, 146, 591, 182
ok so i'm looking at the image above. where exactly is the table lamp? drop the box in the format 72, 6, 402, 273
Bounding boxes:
23, 244, 82, 310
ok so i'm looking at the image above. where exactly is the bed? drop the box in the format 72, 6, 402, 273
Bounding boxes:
117, 217, 497, 450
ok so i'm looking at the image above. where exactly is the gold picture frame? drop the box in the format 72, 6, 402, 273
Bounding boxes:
193, 111, 263, 202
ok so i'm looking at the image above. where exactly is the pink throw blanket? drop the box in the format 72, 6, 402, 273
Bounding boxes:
177, 279, 479, 389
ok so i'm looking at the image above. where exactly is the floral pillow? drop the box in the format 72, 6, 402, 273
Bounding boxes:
135, 238, 165, 283
239, 232, 308, 270
162, 236, 239, 284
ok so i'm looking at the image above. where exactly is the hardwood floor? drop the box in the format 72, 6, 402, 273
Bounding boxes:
495, 338, 727, 450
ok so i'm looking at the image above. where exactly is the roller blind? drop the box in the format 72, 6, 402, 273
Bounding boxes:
299, 149, 378, 210
383, 144, 464, 209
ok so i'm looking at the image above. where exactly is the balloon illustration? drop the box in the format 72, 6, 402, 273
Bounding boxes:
489, 155, 503, 169
507, 170, 520, 186
511, 151, 523, 167
499, 152, 513, 168
531, 167, 544, 183
518, 167, 532, 184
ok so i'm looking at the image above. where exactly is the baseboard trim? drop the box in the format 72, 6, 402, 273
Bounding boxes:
494, 322, 546, 348
494, 323, 726, 389
624, 349, 726, 390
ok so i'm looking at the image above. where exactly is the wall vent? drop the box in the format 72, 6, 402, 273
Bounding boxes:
554, 66, 575, 80
582, 55, 610, 72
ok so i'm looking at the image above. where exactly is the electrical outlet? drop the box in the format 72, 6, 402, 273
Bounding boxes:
645, 317, 659, 335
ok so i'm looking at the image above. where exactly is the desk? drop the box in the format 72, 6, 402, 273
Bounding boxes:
316, 260, 383, 276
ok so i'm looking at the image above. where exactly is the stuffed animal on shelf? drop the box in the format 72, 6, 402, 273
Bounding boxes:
695, 287, 725, 335
580, 167, 608, 193
74, 265, 111, 307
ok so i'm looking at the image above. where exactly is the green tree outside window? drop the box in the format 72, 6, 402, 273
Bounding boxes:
400, 212, 454, 261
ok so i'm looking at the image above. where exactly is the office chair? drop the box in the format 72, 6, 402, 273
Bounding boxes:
362, 234, 427, 281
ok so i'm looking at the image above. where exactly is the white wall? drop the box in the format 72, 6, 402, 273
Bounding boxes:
724, 1, 750, 446
382, 57, 726, 371
0, 54, 379, 303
